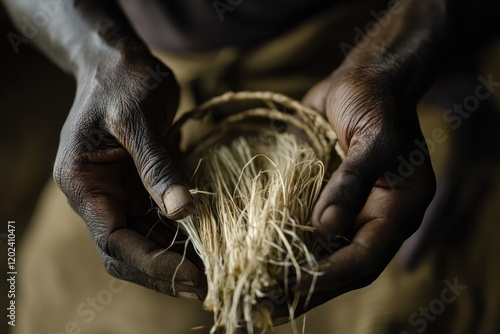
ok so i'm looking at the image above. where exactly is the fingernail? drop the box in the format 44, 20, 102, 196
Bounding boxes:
319, 206, 344, 235
178, 291, 202, 301
163, 185, 194, 220
173, 261, 200, 286
180, 280, 196, 286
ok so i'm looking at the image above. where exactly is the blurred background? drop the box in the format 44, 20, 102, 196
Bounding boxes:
1, 5, 74, 334
1, 2, 500, 334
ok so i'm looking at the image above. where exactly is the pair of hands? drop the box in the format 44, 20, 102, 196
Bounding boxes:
53, 51, 435, 316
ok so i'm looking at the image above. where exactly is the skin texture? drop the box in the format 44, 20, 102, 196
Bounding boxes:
53, 56, 205, 298
3, 0, 500, 318
3, 0, 204, 299
272, 0, 500, 320
295, 0, 444, 310
268, 0, 500, 321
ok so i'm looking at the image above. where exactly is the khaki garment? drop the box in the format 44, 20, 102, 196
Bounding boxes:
15, 2, 500, 334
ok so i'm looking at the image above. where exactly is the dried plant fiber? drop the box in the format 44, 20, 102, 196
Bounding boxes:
168, 92, 344, 334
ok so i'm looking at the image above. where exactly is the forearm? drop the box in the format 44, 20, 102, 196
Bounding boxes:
2, 0, 148, 81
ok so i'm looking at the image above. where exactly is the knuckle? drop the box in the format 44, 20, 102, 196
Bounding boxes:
150, 280, 165, 293
150, 280, 161, 292
53, 150, 73, 189
53, 150, 90, 211
53, 150, 87, 207
329, 72, 392, 115
149, 279, 174, 295
88, 222, 111, 253
101, 253, 125, 280
105, 94, 149, 141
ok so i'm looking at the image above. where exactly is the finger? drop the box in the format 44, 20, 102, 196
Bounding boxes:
55, 157, 203, 294
127, 132, 193, 220
101, 251, 205, 300
311, 138, 395, 237
304, 170, 434, 295
108, 227, 200, 285
254, 164, 434, 320
77, 187, 204, 298
129, 216, 187, 252
78, 184, 201, 283
110, 96, 194, 221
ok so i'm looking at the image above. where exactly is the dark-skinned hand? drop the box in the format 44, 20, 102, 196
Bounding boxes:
53, 53, 205, 301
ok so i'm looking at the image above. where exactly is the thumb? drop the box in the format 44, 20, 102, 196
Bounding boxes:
134, 129, 194, 220
110, 102, 194, 220
311, 141, 392, 237
301, 79, 331, 114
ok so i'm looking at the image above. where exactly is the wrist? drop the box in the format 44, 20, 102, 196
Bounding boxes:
338, 0, 448, 103
74, 30, 150, 84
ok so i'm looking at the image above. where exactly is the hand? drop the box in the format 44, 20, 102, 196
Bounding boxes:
264, 67, 437, 324
294, 67, 436, 311
260, 66, 437, 324
268, 0, 447, 320
53, 52, 205, 300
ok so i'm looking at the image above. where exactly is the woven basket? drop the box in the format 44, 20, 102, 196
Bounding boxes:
167, 91, 345, 333
168, 91, 345, 166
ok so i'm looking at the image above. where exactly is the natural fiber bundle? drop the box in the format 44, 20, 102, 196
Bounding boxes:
168, 92, 344, 334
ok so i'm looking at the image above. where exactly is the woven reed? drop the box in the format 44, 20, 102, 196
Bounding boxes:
167, 91, 344, 334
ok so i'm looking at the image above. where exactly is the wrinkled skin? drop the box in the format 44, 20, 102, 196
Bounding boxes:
301, 69, 435, 307
265, 68, 436, 323
53, 54, 205, 300
52, 52, 435, 312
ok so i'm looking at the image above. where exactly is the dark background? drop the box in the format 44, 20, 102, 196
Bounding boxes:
1, 5, 75, 333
